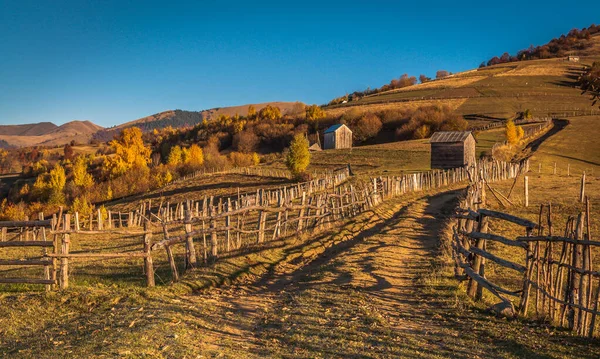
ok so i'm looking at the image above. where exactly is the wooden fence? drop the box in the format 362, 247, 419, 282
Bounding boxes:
453, 178, 598, 337
1, 159, 523, 290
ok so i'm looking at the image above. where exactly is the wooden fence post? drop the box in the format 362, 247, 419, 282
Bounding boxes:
467, 213, 488, 298
97, 209, 103, 230
59, 214, 71, 290
161, 221, 179, 282
143, 220, 155, 287
210, 205, 218, 259
580, 172, 586, 203
226, 198, 231, 251
184, 201, 197, 269
74, 212, 80, 231
297, 192, 306, 232
524, 176, 529, 207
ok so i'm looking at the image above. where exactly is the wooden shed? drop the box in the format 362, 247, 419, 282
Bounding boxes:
323, 124, 352, 150
429, 131, 476, 169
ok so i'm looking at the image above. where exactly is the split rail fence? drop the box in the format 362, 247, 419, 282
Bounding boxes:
1, 159, 522, 290
453, 177, 598, 337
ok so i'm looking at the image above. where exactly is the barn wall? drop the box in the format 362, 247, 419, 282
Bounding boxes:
463, 136, 476, 166
431, 143, 466, 169
335, 127, 353, 149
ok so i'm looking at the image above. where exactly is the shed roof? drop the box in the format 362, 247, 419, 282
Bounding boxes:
429, 131, 473, 143
324, 124, 350, 134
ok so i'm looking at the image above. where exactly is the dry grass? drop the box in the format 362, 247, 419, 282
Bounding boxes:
370, 75, 487, 95
105, 173, 291, 212
325, 98, 468, 117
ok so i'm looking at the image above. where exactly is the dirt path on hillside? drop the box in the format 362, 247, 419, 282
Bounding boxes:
176, 190, 600, 358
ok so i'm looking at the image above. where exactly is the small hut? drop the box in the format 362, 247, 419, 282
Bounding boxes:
323, 124, 352, 150
429, 131, 476, 169
566, 56, 580, 62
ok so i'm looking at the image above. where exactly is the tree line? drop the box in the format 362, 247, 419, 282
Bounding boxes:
481, 24, 600, 67
328, 71, 453, 105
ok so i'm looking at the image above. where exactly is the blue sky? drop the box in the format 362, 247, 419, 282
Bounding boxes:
1, 1, 598, 127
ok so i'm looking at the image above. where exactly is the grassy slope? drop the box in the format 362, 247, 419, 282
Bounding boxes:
326, 37, 600, 120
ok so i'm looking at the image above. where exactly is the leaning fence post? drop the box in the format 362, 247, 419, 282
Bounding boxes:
143, 220, 155, 287
519, 227, 534, 316
580, 172, 586, 203
467, 213, 488, 298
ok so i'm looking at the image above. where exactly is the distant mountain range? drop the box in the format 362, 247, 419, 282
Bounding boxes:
0, 101, 303, 148
93, 101, 303, 142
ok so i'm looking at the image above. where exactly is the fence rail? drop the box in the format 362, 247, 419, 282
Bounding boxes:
0, 159, 523, 290
453, 176, 598, 337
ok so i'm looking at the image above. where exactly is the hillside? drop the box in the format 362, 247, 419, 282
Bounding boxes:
0, 122, 57, 136
0, 120, 103, 148
325, 34, 600, 122
94, 101, 304, 141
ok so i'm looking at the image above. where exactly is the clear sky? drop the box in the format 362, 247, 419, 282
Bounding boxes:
1, 1, 598, 127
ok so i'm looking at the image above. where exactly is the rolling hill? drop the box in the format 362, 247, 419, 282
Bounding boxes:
325, 34, 600, 123
0, 122, 58, 136
0, 120, 103, 148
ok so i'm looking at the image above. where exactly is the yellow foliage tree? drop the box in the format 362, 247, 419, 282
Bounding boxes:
72, 156, 94, 189
258, 105, 282, 121
104, 127, 151, 177
186, 144, 204, 167
285, 134, 310, 177
505, 120, 523, 144
72, 196, 94, 225
252, 152, 260, 166
167, 145, 184, 166
247, 105, 256, 118
305, 104, 326, 122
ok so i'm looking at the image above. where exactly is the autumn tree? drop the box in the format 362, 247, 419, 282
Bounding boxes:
247, 104, 257, 118
233, 129, 259, 153
352, 113, 383, 142
104, 127, 151, 177
258, 105, 282, 121
72, 156, 94, 189
186, 144, 204, 167
33, 163, 66, 204
63, 143, 74, 161
436, 70, 451, 79
305, 104, 326, 122
419, 74, 431, 83
285, 133, 310, 178
167, 145, 184, 166
505, 119, 523, 144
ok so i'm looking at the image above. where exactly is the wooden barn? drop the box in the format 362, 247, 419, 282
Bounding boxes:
429, 131, 476, 169
323, 124, 352, 150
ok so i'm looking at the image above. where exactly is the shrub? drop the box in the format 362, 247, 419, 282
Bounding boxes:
352, 113, 383, 142
233, 129, 259, 153
229, 152, 255, 167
